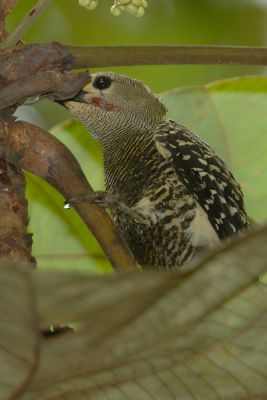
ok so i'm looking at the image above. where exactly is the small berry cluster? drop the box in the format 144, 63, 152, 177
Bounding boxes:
111, 0, 148, 17
78, 0, 98, 10
78, 0, 148, 17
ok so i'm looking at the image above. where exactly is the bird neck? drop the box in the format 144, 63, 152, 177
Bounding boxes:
102, 128, 156, 202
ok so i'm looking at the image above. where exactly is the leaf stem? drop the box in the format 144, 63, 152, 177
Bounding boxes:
0, 0, 53, 49
65, 44, 267, 68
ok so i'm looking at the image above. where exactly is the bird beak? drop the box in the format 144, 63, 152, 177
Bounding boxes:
71, 90, 88, 104
56, 89, 88, 108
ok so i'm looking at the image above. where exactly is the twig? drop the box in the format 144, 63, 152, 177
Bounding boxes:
0, 0, 18, 17
65, 44, 267, 67
0, 0, 18, 41
0, 0, 53, 49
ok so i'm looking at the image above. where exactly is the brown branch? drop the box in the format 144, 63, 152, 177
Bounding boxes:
0, 2, 34, 268
0, 43, 74, 85
8, 121, 137, 271
0, 70, 89, 109
0, 116, 35, 266
65, 44, 267, 68
0, 43, 90, 109
0, 42, 90, 268
0, 0, 53, 49
0, 41, 135, 269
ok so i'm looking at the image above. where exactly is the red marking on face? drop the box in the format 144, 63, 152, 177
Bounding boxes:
90, 96, 118, 112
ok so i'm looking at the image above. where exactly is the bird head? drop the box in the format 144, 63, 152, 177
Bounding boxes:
65, 72, 167, 145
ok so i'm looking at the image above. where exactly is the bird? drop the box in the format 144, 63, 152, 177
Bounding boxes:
64, 72, 249, 270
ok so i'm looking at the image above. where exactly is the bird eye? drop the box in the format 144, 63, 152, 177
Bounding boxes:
93, 75, 112, 90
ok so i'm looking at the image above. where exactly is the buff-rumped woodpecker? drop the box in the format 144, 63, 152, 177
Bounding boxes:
65, 72, 249, 270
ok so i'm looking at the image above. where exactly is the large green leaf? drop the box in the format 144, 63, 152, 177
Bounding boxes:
0, 225, 266, 399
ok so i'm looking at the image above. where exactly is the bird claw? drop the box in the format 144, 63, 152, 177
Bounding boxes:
65, 191, 118, 209
64, 191, 150, 226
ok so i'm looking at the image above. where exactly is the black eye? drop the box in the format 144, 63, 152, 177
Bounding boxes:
93, 75, 112, 90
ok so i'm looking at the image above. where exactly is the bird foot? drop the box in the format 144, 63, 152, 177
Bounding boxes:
65, 191, 149, 225
65, 191, 119, 209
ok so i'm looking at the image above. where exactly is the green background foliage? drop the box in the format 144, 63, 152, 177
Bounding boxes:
6, 0, 267, 271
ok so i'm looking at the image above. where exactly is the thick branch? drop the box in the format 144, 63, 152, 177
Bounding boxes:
0, 42, 90, 268
0, 117, 35, 266
0, 70, 89, 109
0, 43, 74, 85
0, 43, 90, 109
8, 121, 137, 271
65, 45, 267, 68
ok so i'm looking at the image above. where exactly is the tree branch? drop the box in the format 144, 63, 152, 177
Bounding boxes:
65, 44, 267, 68
0, 42, 90, 269
0, 4, 35, 268
0, 43, 74, 85
0, 42, 136, 270
0, 43, 90, 109
8, 121, 137, 271
0, 70, 89, 109
0, 115, 35, 266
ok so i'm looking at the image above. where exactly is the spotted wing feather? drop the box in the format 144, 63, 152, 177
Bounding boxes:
155, 121, 249, 240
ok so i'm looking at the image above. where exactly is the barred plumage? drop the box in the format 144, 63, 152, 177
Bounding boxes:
65, 72, 249, 270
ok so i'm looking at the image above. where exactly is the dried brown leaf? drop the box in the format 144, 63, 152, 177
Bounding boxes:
0, 225, 267, 399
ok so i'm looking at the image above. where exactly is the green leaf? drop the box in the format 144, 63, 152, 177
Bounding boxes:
162, 75, 267, 222
1, 225, 267, 399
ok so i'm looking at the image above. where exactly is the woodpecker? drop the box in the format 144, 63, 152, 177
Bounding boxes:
65, 72, 249, 270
